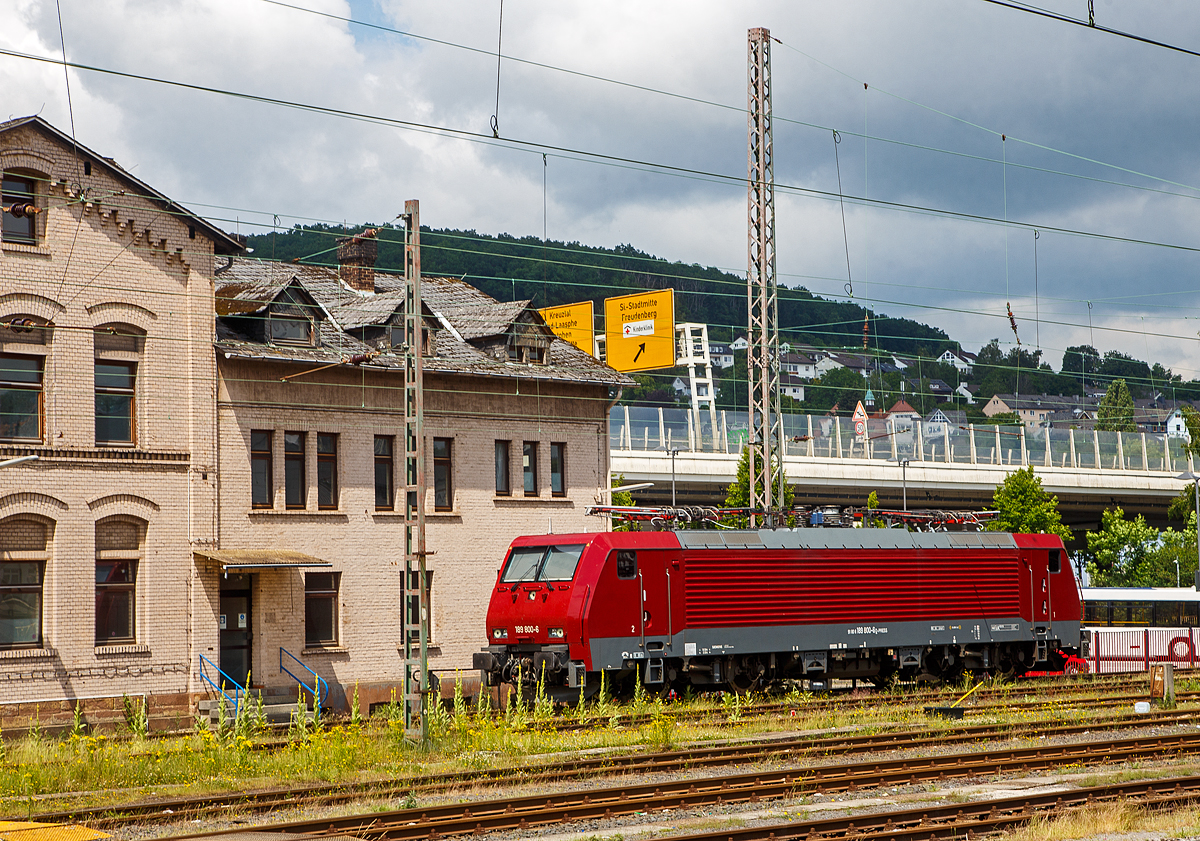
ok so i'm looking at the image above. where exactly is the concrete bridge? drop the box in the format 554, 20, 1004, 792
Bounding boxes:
608, 407, 1193, 532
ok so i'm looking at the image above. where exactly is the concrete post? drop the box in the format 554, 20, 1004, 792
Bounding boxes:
806, 415, 814, 457
1019, 425, 1027, 466
1141, 432, 1148, 471
943, 425, 951, 463
835, 416, 843, 459
889, 418, 898, 460
995, 426, 1001, 466
658, 407, 665, 448
687, 411, 695, 452
1093, 430, 1101, 469
1117, 431, 1125, 470
968, 424, 977, 465
916, 420, 924, 462
623, 405, 631, 449
1044, 426, 1052, 468
1069, 428, 1077, 468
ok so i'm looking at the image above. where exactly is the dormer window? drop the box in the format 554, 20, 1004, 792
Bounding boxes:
269, 316, 313, 345
506, 338, 549, 365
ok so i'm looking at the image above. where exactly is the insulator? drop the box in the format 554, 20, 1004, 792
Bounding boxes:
3, 202, 39, 218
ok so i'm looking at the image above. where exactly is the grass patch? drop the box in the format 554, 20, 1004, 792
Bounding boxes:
1000, 802, 1200, 840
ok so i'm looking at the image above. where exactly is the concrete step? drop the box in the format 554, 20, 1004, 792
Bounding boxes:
198, 687, 315, 714
204, 703, 315, 725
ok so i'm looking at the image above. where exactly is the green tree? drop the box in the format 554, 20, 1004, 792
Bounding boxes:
610, 474, 635, 532
1061, 344, 1100, 386
1083, 507, 1198, 587
1098, 351, 1153, 398
1095, 378, 1135, 432
986, 467, 1072, 540
724, 446, 794, 527
807, 366, 866, 414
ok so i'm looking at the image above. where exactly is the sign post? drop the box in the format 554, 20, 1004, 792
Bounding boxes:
603, 289, 675, 373
852, 401, 868, 440
539, 301, 594, 354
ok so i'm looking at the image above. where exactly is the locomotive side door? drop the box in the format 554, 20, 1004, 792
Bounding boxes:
611, 549, 644, 649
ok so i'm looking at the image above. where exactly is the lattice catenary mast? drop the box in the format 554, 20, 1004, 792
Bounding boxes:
747, 27, 784, 526
400, 199, 430, 742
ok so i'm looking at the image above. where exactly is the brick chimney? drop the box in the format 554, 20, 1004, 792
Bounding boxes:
337, 229, 379, 293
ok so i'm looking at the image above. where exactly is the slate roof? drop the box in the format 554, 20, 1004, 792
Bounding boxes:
214, 258, 631, 387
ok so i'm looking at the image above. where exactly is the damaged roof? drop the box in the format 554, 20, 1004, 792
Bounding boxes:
214, 257, 631, 386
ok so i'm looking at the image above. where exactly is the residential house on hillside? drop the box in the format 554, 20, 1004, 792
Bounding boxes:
937, 348, 977, 374
731, 335, 748, 350
781, 351, 816, 379
886, 400, 921, 432
1169, 408, 1193, 440
816, 352, 873, 379
909, 377, 954, 402
212, 242, 630, 711
923, 408, 967, 438
984, 394, 1096, 429
710, 343, 734, 368
780, 373, 806, 401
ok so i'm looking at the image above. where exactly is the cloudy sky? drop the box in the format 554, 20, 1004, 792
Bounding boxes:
5, 0, 1200, 379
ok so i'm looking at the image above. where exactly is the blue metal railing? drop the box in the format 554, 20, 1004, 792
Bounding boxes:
280, 647, 329, 708
199, 653, 244, 715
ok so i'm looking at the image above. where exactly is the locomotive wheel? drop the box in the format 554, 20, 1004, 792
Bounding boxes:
727, 672, 762, 695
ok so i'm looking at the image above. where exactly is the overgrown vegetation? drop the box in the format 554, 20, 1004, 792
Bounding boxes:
4, 674, 1105, 813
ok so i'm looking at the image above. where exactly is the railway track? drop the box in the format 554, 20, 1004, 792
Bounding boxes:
150, 728, 1200, 840
547, 678, 1186, 731
36, 706, 1200, 830
580, 774, 1200, 841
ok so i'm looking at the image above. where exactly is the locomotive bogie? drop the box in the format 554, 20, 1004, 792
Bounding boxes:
475, 529, 1084, 698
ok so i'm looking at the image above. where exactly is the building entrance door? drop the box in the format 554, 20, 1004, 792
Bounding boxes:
219, 574, 252, 688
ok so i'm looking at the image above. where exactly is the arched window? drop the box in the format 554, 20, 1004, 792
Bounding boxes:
0, 515, 51, 649
1, 314, 52, 443
95, 515, 144, 645
1, 170, 44, 245
94, 323, 144, 446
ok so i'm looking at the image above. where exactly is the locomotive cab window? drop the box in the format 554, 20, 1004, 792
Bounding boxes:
616, 550, 637, 580
500, 543, 586, 583
1048, 550, 1061, 574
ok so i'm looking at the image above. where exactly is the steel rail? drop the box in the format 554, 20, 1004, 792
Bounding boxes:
547, 682, 1189, 731
632, 774, 1200, 841
155, 728, 1200, 841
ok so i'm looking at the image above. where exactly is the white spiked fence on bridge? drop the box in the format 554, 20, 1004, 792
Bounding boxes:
611, 406, 1192, 474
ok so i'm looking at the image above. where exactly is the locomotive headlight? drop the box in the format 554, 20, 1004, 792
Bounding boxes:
492, 628, 508, 640
548, 627, 565, 639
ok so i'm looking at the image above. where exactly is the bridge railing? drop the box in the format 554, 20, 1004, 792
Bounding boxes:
610, 406, 1191, 473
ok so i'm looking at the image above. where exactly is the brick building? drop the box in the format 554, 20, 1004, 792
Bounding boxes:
0, 116, 240, 725
0, 117, 628, 723
211, 249, 628, 711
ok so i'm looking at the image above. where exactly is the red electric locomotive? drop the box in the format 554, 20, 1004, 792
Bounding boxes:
473, 529, 1086, 698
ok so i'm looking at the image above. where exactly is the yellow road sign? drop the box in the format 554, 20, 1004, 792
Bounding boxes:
539, 301, 594, 355
603, 289, 675, 372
